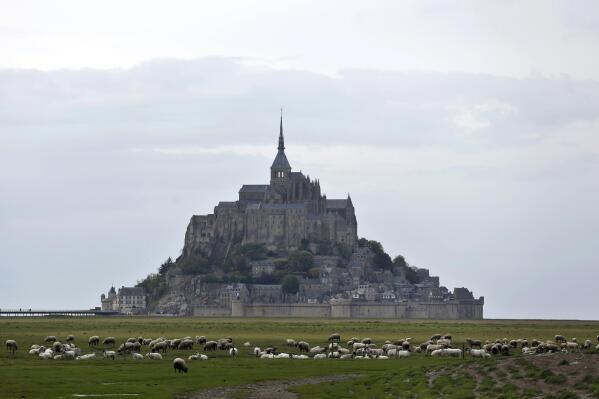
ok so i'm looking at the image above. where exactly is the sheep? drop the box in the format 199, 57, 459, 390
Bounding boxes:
103, 350, 116, 360
204, 341, 218, 351
437, 338, 451, 348
243, 342, 251, 347
76, 353, 95, 360
426, 344, 443, 354
328, 333, 341, 342
178, 339, 194, 350
442, 334, 452, 340
44, 336, 56, 343
275, 352, 291, 359
229, 347, 238, 357
39, 350, 53, 360
196, 336, 207, 345
146, 352, 162, 360
253, 347, 262, 356
66, 335, 75, 343
596, 335, 599, 343
173, 357, 188, 373
430, 349, 443, 357
260, 353, 274, 359
63, 350, 76, 360
328, 351, 340, 358
361, 338, 372, 345
555, 335, 566, 344
170, 339, 182, 349
430, 334, 442, 341
189, 353, 208, 361
265, 346, 278, 355
5, 340, 17, 355
131, 353, 144, 360
152, 341, 168, 353
583, 339, 593, 350
565, 342, 579, 351
52, 341, 64, 353
309, 346, 325, 354
143, 338, 152, 346
102, 337, 116, 347
596, 344, 599, 350
466, 338, 482, 349
292, 354, 309, 359
286, 339, 296, 347
340, 353, 353, 359
397, 350, 411, 358
352, 342, 366, 351
88, 336, 100, 347
469, 349, 490, 358
432, 348, 462, 357
313, 353, 327, 359
296, 341, 310, 353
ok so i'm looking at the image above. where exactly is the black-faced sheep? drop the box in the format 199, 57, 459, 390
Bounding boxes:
44, 336, 57, 343
173, 357, 188, 373
102, 337, 116, 347
466, 338, 482, 349
66, 335, 75, 343
196, 336, 206, 345
296, 341, 310, 353
5, 340, 17, 355
229, 347, 238, 357
88, 336, 100, 347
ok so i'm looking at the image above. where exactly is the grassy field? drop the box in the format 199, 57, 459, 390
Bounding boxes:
1, 317, 598, 399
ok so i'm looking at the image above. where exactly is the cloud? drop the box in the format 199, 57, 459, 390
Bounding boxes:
0, 58, 598, 319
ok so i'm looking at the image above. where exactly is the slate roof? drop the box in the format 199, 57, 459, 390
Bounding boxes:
239, 185, 269, 193
118, 287, 145, 297
271, 150, 291, 170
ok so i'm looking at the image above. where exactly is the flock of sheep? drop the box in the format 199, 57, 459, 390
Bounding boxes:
5, 332, 599, 374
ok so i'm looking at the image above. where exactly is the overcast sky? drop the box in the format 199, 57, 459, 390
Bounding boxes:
1, 1, 598, 319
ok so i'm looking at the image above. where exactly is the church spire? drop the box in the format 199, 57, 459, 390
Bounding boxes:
278, 108, 285, 150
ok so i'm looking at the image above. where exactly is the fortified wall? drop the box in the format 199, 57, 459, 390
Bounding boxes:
193, 297, 484, 319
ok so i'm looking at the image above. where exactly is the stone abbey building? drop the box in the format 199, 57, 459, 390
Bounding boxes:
184, 115, 358, 258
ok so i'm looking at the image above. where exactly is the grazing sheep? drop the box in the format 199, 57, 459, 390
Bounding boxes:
328, 333, 341, 342
313, 353, 327, 359
102, 337, 116, 347
52, 342, 64, 353
131, 353, 144, 360
5, 340, 18, 355
152, 341, 168, 353
229, 347, 238, 357
170, 339, 182, 349
142, 338, 152, 346
178, 339, 194, 350
203, 341, 218, 351
286, 339, 296, 347
44, 336, 57, 343
437, 338, 451, 348
146, 352, 162, 360
426, 344, 443, 354
565, 342, 579, 351
103, 350, 116, 360
66, 335, 75, 343
296, 341, 310, 353
431, 334, 442, 341
466, 338, 482, 349
173, 357, 188, 373
361, 338, 372, 345
88, 336, 100, 347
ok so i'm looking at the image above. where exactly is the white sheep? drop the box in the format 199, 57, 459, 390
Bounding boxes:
397, 350, 411, 358
173, 357, 188, 373
377, 355, 389, 359
229, 347, 238, 357
253, 347, 261, 356
260, 353, 274, 359
313, 353, 327, 359
292, 354, 309, 359
470, 349, 490, 358
146, 352, 162, 360
243, 342, 251, 347
131, 353, 144, 360
103, 350, 116, 360
275, 352, 290, 358
76, 353, 96, 360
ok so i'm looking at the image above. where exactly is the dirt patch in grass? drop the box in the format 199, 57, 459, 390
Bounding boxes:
183, 375, 356, 399
464, 353, 599, 398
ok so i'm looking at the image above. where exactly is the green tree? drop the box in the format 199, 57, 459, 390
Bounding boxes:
158, 257, 174, 276
373, 252, 393, 270
393, 255, 407, 268
288, 250, 314, 273
235, 243, 268, 261
281, 274, 299, 295
178, 254, 210, 275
